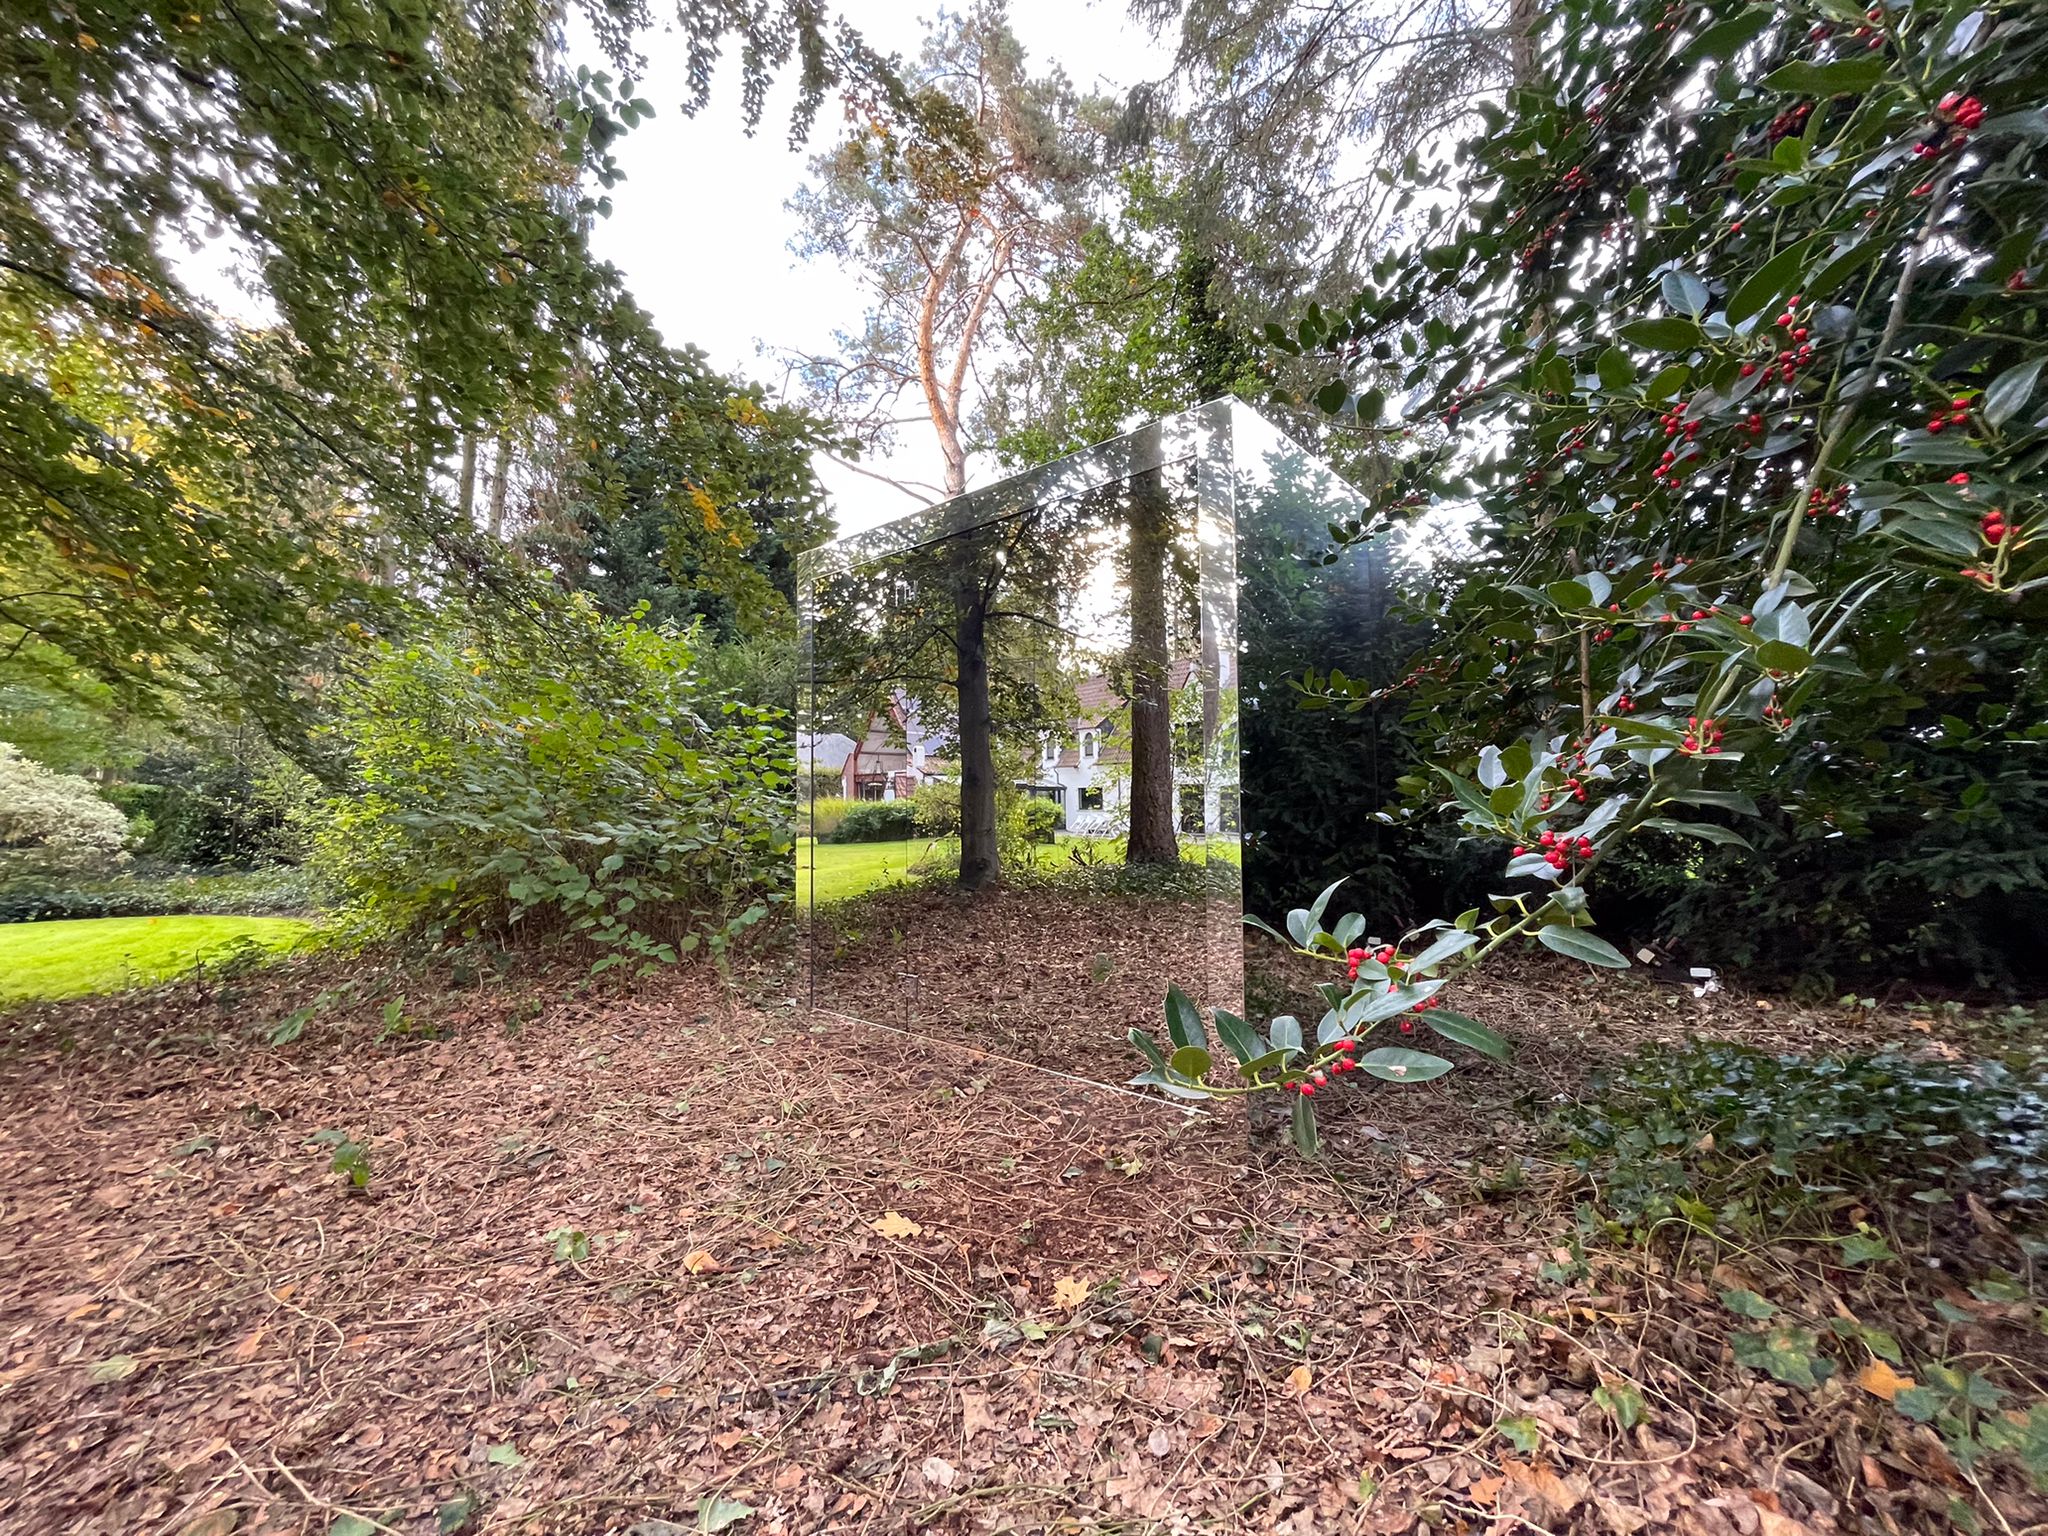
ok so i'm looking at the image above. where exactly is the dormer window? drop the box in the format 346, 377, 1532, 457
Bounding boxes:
1082, 730, 1098, 761
1042, 736, 1059, 764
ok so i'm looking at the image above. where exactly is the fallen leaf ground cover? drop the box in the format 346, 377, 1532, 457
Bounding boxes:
1, 937, 2043, 1535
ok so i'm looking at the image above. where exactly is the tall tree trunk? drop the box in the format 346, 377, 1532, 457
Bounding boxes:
1510, 0, 1540, 83
488, 437, 511, 539
954, 591, 999, 890
1125, 430, 1178, 865
458, 434, 478, 522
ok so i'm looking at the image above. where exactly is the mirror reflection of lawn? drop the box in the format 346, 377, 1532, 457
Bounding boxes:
798, 834, 1240, 904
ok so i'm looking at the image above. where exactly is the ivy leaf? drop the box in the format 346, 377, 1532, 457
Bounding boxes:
1496, 1414, 1542, 1453
1835, 1231, 1898, 1266
1593, 1379, 1648, 1429
1732, 1326, 1835, 1388
1720, 1288, 1777, 1319
695, 1495, 757, 1533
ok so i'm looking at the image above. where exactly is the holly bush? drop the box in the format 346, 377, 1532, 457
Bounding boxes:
1132, 0, 2048, 1132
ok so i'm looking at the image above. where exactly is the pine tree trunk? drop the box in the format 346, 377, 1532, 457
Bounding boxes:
954, 593, 999, 890
1125, 432, 1178, 866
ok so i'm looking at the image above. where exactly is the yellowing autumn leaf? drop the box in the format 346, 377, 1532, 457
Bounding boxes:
1857, 1359, 1915, 1402
872, 1211, 923, 1240
682, 1249, 720, 1274
1285, 1363, 1313, 1395
1052, 1275, 1091, 1309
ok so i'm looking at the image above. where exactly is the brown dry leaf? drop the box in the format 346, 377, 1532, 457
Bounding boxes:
920, 1455, 957, 1491
1502, 1459, 1590, 1517
1856, 1359, 1915, 1402
1466, 1475, 1505, 1507
960, 1390, 996, 1441
872, 1211, 923, 1240
682, 1249, 720, 1274
176, 1512, 241, 1536
1285, 1363, 1312, 1396
1052, 1275, 1090, 1309
1756, 1509, 1815, 1536
91, 1183, 133, 1210
230, 1327, 265, 1362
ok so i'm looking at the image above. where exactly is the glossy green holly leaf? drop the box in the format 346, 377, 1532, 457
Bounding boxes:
1211, 1009, 1263, 1067
1536, 925, 1630, 968
1290, 1092, 1320, 1157
1425, 1009, 1510, 1061
1165, 984, 1207, 1053
1354, 1047, 1455, 1083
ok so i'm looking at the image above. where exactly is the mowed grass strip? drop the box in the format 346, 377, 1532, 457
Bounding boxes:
0, 915, 314, 1005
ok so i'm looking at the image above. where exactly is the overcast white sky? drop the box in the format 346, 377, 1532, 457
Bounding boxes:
580, 1, 1174, 537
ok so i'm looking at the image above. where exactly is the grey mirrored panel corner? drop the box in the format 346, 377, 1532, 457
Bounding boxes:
796, 398, 1422, 1097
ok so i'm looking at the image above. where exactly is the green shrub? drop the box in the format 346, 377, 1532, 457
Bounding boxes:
0, 864, 314, 923
312, 609, 790, 967
913, 783, 961, 838
1019, 797, 1062, 844
804, 795, 859, 839
822, 799, 920, 844
1562, 1040, 2048, 1231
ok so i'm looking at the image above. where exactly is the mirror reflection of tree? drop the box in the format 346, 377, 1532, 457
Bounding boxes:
1236, 435, 1430, 925
809, 498, 1095, 890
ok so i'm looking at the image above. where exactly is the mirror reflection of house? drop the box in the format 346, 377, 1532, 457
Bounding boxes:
839, 696, 950, 801
1023, 660, 1234, 836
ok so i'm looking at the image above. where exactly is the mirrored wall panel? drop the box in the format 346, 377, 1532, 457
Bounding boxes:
1230, 407, 1426, 1046
797, 410, 1242, 1087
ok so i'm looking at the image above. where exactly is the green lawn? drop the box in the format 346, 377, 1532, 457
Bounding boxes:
799, 837, 945, 904
0, 915, 314, 1005
799, 833, 1241, 904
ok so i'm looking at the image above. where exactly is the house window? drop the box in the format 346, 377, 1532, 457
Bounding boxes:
1079, 787, 1104, 812
1042, 736, 1059, 764
859, 780, 885, 801
1081, 730, 1097, 760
